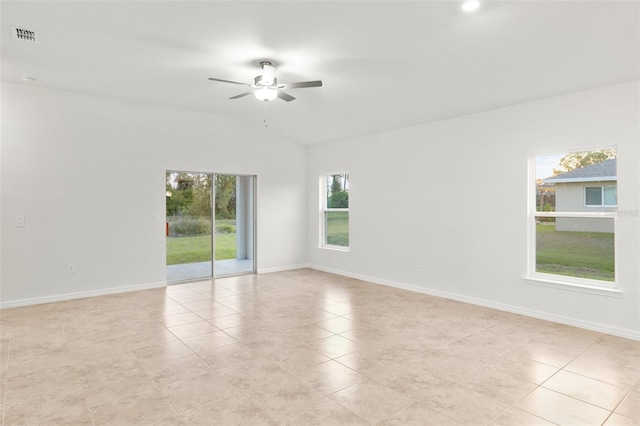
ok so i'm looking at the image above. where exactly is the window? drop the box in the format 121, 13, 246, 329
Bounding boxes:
585, 186, 617, 207
321, 173, 349, 249
530, 150, 617, 288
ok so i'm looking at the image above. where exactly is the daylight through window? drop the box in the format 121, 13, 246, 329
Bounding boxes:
531, 149, 617, 285
321, 173, 349, 249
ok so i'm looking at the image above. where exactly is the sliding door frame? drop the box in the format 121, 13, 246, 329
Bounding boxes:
213, 173, 257, 278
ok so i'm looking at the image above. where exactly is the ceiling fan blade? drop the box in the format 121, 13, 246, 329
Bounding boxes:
279, 80, 323, 89
229, 90, 255, 100
277, 90, 296, 102
208, 77, 251, 86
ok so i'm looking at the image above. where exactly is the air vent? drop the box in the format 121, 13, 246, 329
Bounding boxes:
12, 27, 37, 42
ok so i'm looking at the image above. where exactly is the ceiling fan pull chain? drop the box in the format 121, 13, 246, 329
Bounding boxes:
263, 101, 268, 128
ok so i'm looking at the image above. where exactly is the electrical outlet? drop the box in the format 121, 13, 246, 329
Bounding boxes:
415, 258, 422, 268
67, 263, 76, 274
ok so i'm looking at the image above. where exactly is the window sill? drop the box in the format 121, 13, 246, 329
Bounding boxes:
319, 245, 350, 253
523, 274, 622, 298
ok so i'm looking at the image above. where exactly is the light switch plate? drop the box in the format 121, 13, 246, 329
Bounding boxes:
16, 215, 25, 227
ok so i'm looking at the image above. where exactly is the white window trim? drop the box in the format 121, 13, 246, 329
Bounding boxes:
534, 211, 616, 219
523, 274, 623, 297
584, 185, 617, 207
526, 155, 618, 292
319, 173, 350, 252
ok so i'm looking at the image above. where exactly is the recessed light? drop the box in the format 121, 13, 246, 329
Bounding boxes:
22, 76, 35, 83
461, 0, 480, 12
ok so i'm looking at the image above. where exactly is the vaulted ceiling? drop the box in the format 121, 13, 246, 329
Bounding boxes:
2, 1, 638, 145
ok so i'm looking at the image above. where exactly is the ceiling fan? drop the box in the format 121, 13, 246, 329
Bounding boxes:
208, 61, 322, 102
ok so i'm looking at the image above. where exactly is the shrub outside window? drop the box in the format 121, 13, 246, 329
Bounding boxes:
530, 150, 617, 287
321, 173, 349, 249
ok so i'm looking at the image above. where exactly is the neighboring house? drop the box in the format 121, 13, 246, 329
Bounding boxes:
543, 158, 617, 233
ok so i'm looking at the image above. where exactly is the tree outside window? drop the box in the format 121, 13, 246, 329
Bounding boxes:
322, 173, 349, 248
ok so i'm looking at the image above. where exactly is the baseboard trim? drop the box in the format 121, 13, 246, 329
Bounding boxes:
308, 264, 640, 341
257, 264, 310, 275
0, 281, 167, 309
4, 266, 637, 341
0, 263, 313, 309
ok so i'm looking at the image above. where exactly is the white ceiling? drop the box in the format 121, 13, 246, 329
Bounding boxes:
2, 1, 638, 145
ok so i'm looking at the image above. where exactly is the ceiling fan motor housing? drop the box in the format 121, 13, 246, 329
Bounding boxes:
254, 75, 278, 87
259, 61, 277, 86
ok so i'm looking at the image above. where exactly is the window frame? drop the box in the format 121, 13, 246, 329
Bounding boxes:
584, 185, 617, 207
320, 172, 350, 252
526, 153, 619, 294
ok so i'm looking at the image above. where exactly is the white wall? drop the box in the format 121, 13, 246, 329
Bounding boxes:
1, 82, 308, 306
3, 81, 638, 339
307, 81, 640, 339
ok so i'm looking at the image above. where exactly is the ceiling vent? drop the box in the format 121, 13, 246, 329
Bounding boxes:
12, 27, 37, 42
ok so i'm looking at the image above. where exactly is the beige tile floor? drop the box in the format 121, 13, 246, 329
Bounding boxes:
0, 269, 638, 425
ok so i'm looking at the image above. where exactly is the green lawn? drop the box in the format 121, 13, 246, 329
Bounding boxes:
536, 224, 614, 281
166, 233, 236, 265
326, 212, 349, 246
170, 222, 612, 281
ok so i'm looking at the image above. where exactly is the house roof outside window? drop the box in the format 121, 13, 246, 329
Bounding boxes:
544, 158, 617, 184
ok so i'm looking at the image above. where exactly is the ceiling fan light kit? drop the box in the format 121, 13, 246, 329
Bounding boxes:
255, 87, 278, 102
208, 60, 322, 103
461, 0, 480, 12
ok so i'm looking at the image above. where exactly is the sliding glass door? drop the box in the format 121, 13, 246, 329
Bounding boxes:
166, 172, 213, 282
166, 171, 255, 282
214, 175, 255, 277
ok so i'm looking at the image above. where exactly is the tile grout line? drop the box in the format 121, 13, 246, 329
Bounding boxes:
65, 324, 97, 426
1, 336, 9, 426
140, 355, 183, 421
169, 323, 248, 418
130, 321, 202, 422
187, 313, 369, 425
545, 340, 634, 419
496, 339, 606, 425
478, 333, 591, 426
487, 382, 561, 426
600, 387, 637, 425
